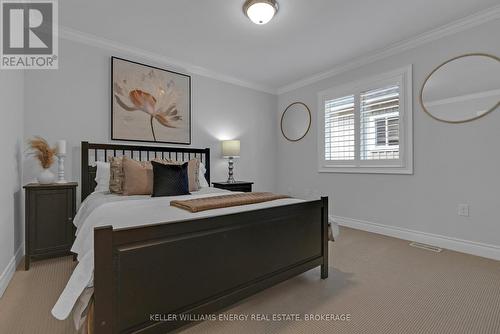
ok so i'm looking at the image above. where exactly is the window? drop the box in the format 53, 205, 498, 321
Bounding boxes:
318, 66, 413, 174
375, 117, 399, 146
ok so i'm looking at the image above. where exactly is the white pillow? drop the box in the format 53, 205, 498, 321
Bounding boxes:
198, 162, 209, 188
94, 161, 110, 192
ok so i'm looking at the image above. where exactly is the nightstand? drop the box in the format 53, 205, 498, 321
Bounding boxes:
212, 181, 253, 193
23, 182, 77, 270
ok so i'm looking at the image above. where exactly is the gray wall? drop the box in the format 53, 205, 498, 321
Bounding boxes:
277, 19, 500, 247
0, 70, 24, 295
23, 38, 278, 201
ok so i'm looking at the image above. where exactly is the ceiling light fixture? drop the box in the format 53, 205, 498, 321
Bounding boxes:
243, 0, 279, 25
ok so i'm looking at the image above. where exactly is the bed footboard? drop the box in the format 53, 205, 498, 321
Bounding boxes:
94, 197, 329, 334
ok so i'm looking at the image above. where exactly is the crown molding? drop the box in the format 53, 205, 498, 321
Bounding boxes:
277, 4, 500, 95
59, 26, 277, 95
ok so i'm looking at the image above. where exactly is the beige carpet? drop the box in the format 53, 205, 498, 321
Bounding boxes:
1, 227, 500, 334
0, 256, 76, 334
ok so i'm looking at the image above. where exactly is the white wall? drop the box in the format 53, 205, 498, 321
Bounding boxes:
24, 38, 278, 201
0, 70, 24, 296
277, 19, 500, 253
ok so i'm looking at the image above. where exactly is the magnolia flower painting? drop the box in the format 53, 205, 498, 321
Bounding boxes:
112, 57, 191, 144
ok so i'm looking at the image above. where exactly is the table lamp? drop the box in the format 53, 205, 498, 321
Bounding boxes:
221, 140, 240, 183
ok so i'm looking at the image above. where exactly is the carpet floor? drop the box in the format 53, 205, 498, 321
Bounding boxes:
1, 227, 499, 334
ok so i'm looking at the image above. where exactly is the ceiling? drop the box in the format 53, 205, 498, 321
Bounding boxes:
60, 0, 500, 93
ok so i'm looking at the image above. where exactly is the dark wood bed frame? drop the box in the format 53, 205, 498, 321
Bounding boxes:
81, 142, 329, 334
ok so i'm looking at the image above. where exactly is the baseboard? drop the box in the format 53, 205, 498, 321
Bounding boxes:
332, 215, 500, 261
0, 244, 24, 298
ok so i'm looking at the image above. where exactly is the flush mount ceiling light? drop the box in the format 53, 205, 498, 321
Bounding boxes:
243, 0, 279, 25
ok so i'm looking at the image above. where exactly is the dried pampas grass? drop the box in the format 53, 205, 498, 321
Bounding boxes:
27, 137, 56, 169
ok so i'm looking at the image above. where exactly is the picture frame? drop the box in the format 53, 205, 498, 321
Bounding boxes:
111, 56, 191, 144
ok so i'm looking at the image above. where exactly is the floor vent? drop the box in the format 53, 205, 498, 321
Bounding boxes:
409, 242, 443, 253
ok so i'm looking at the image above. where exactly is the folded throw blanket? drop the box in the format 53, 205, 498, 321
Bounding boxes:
171, 192, 290, 213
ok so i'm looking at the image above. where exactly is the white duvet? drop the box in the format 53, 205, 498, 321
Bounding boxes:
51, 187, 325, 320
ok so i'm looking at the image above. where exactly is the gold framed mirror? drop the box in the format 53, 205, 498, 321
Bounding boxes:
280, 102, 312, 142
420, 53, 500, 123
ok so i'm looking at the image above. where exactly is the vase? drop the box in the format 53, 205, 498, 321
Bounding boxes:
38, 168, 56, 184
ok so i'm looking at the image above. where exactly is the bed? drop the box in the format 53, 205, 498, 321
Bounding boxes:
54, 142, 330, 334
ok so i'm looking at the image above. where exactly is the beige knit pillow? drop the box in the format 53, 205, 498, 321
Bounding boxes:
109, 157, 169, 195
188, 159, 200, 191
108, 156, 124, 194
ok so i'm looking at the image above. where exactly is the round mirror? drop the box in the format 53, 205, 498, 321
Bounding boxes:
420, 53, 500, 123
281, 102, 311, 141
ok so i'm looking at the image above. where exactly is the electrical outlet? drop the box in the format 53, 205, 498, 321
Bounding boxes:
458, 204, 469, 217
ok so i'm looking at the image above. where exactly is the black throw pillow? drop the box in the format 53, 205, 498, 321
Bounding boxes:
151, 161, 190, 197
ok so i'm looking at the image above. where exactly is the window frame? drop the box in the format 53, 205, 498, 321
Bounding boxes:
318, 65, 413, 174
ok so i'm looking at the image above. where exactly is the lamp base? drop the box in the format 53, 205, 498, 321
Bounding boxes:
227, 157, 236, 183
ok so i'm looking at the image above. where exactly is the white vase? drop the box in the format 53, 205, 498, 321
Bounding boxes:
38, 168, 56, 184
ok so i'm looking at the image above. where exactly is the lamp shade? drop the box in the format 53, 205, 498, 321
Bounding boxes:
222, 140, 240, 158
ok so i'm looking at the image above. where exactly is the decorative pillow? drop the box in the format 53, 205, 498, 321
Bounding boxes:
122, 157, 154, 195
199, 162, 209, 188
162, 159, 200, 192
188, 159, 200, 191
94, 161, 110, 193
109, 156, 200, 195
151, 161, 190, 197
108, 156, 124, 194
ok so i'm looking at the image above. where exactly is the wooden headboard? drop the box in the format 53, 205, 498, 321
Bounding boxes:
81, 141, 210, 201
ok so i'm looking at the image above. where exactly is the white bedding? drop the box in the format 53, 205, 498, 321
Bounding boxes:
52, 187, 322, 320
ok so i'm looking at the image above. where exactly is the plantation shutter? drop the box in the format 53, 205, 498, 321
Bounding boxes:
319, 67, 412, 173
360, 85, 400, 160
324, 95, 355, 161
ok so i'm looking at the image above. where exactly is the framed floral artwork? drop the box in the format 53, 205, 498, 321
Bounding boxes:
111, 57, 191, 144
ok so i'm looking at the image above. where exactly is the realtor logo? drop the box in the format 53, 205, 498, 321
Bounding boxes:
1, 0, 58, 69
